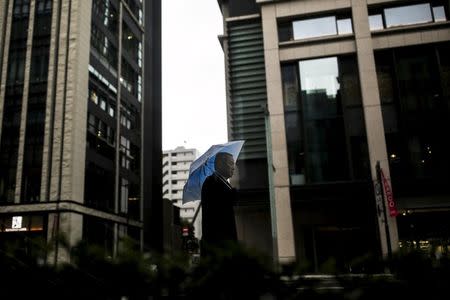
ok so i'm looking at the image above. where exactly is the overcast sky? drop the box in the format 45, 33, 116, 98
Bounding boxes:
161, 0, 227, 155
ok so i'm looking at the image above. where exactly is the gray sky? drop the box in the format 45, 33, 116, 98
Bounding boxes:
162, 0, 227, 155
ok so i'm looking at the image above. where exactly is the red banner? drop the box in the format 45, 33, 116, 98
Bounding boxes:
380, 168, 398, 217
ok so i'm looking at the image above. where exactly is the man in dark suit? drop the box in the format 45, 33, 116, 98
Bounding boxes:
201, 152, 238, 255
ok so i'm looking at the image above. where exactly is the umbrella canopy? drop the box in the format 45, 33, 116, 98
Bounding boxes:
182, 140, 244, 204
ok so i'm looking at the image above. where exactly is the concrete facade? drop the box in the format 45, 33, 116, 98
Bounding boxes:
162, 146, 202, 236
162, 146, 201, 238
0, 0, 161, 263
162, 146, 198, 206
219, 0, 450, 267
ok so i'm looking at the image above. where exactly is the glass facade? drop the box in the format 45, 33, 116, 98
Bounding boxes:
369, 2, 449, 31
85, 1, 143, 220
376, 43, 450, 196
0, 0, 30, 203
0, 0, 160, 256
282, 56, 370, 185
82, 215, 114, 256
21, 0, 52, 203
385, 3, 433, 27
293, 16, 337, 40
280, 13, 353, 42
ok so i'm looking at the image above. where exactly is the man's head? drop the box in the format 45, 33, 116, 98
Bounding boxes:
214, 152, 235, 179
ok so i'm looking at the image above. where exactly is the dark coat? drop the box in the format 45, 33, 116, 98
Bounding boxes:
201, 173, 237, 246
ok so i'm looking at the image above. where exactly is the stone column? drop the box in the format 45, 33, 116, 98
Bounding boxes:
352, 0, 399, 256
47, 212, 83, 264
49, 0, 90, 203
41, 0, 61, 201
261, 4, 296, 263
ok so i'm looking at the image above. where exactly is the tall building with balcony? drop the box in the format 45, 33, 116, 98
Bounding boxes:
0, 0, 162, 263
218, 0, 450, 270
162, 147, 201, 236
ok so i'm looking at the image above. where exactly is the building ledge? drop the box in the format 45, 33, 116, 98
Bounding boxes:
279, 33, 354, 48
371, 20, 450, 36
0, 200, 143, 227
225, 13, 261, 23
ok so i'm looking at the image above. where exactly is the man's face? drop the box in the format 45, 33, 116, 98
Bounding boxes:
216, 154, 235, 179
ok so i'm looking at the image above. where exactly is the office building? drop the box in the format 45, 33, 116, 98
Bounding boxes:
0, 0, 162, 263
162, 146, 201, 238
163, 146, 198, 207
218, 0, 450, 270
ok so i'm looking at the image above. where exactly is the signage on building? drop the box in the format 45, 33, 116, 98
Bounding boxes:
5, 216, 27, 232
1, 215, 44, 233
380, 168, 399, 217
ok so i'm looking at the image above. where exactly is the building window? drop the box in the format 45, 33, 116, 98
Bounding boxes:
30, 46, 50, 83
286, 14, 353, 42
92, 0, 118, 36
91, 23, 118, 73
120, 106, 132, 129
90, 90, 98, 104
120, 178, 129, 213
282, 56, 370, 185
337, 18, 353, 35
84, 163, 115, 212
433, 6, 447, 21
293, 16, 337, 40
13, 0, 30, 16
100, 98, 106, 110
369, 2, 448, 31
120, 136, 131, 169
122, 22, 141, 68
369, 14, 384, 31
87, 112, 115, 160
120, 59, 139, 97
375, 44, 450, 195
120, 136, 130, 155
108, 104, 115, 117
385, 3, 433, 28
89, 86, 116, 119
88, 113, 96, 134
6, 48, 26, 85
89, 65, 118, 94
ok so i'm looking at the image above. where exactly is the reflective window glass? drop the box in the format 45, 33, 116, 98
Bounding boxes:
282, 64, 305, 185
337, 18, 353, 34
299, 57, 340, 97
433, 6, 447, 22
108, 105, 115, 117
293, 16, 337, 40
283, 56, 369, 184
100, 99, 106, 110
384, 3, 432, 28
376, 45, 450, 197
299, 57, 349, 183
369, 14, 384, 31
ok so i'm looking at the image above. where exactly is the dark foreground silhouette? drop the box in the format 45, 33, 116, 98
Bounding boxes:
1, 235, 450, 299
